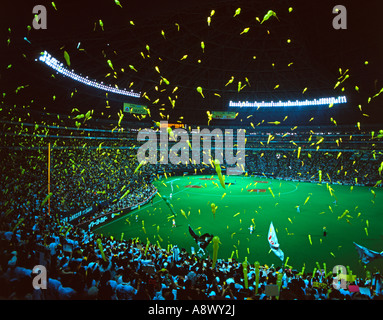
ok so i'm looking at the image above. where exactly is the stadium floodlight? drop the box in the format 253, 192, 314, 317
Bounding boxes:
38, 51, 141, 98
228, 96, 347, 108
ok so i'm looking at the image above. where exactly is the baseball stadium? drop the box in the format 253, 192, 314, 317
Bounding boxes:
1, 0, 383, 303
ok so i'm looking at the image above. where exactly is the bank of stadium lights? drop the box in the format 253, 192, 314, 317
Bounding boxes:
228, 96, 347, 108
37, 51, 141, 98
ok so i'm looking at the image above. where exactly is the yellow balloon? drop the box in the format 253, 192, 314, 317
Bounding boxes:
212, 236, 220, 269
213, 159, 225, 189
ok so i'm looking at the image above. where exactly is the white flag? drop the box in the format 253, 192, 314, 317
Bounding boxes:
268, 222, 284, 261
353, 242, 383, 264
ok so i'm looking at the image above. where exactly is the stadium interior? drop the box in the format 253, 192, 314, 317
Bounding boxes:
1, 0, 383, 302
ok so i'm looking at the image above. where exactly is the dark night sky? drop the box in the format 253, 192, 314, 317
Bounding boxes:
1, 0, 382, 127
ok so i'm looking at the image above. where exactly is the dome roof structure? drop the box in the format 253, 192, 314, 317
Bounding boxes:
1, 0, 382, 127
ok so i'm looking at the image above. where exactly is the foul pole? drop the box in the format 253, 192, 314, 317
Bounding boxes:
48, 142, 51, 215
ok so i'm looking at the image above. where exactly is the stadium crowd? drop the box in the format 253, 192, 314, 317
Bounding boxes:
0, 208, 382, 300
8, 146, 375, 226
245, 149, 383, 186
1, 117, 383, 300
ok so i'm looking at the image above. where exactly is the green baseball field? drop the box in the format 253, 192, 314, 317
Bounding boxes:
94, 175, 383, 276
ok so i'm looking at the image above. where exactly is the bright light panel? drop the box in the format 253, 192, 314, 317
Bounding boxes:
38, 51, 141, 98
229, 96, 347, 107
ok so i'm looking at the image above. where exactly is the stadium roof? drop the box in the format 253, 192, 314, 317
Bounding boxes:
1, 0, 382, 127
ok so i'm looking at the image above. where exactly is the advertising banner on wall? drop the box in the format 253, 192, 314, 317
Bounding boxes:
211, 111, 237, 120
123, 103, 149, 115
